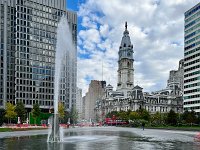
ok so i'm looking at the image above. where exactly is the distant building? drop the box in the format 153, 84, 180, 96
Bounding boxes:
76, 88, 82, 121
82, 96, 86, 120
95, 22, 183, 119
167, 59, 184, 93
95, 84, 182, 117
184, 2, 200, 113
155, 59, 184, 97
84, 80, 106, 121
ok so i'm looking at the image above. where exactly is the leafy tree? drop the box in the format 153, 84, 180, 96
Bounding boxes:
161, 113, 168, 125
58, 102, 65, 120
151, 112, 161, 126
126, 109, 132, 116
196, 114, 200, 124
15, 102, 26, 123
32, 103, 41, 125
129, 111, 140, 120
106, 111, 119, 118
63, 111, 70, 124
181, 110, 189, 123
137, 109, 150, 121
95, 113, 100, 122
0, 108, 5, 126
70, 106, 78, 124
118, 111, 129, 121
167, 109, 178, 126
181, 110, 197, 124
5, 102, 17, 123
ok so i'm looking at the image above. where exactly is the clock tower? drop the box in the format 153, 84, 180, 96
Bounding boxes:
117, 22, 134, 96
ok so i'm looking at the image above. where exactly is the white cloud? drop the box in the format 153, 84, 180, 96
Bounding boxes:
77, 0, 199, 96
99, 24, 109, 38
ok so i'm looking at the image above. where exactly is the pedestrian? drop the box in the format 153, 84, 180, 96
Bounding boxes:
142, 122, 145, 130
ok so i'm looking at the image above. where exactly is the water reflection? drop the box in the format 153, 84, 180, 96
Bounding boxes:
0, 129, 199, 150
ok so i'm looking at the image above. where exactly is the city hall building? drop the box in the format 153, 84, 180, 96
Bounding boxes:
0, 0, 77, 111
95, 23, 183, 118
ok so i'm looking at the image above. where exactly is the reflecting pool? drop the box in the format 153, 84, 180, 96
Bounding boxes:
0, 127, 199, 150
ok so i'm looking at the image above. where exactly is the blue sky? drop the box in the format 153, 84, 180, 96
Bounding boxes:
66, 0, 200, 96
67, 0, 79, 11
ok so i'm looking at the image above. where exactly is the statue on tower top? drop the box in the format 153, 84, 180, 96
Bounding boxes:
123, 21, 129, 35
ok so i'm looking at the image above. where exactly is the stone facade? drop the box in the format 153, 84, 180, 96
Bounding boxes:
84, 80, 106, 121
167, 59, 184, 94
76, 88, 82, 121
94, 23, 183, 120
95, 84, 183, 120
117, 22, 134, 97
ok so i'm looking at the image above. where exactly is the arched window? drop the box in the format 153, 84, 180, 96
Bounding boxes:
127, 72, 130, 81
127, 62, 130, 67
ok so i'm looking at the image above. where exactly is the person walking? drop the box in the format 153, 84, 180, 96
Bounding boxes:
142, 122, 145, 130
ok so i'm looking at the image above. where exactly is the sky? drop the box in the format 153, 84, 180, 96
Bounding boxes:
67, 0, 200, 96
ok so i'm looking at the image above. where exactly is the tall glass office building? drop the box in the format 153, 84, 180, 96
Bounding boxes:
184, 2, 200, 113
0, 0, 77, 112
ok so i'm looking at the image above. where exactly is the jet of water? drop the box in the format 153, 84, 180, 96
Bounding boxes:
48, 15, 76, 142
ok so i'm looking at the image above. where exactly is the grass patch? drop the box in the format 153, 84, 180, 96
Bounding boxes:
145, 126, 200, 131
0, 127, 48, 132
0, 128, 13, 132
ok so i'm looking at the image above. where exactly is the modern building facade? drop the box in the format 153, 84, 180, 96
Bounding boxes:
184, 2, 200, 113
84, 80, 106, 121
0, 0, 77, 112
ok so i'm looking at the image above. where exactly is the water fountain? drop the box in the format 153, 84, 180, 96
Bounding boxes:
47, 15, 76, 142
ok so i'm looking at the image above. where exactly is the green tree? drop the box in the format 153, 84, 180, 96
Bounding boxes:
181, 110, 188, 122
15, 102, 26, 123
5, 102, 17, 123
129, 111, 140, 120
32, 103, 41, 125
196, 114, 200, 124
63, 111, 70, 124
95, 113, 100, 122
70, 106, 78, 124
151, 112, 161, 126
181, 110, 197, 124
188, 110, 197, 124
118, 111, 129, 121
167, 109, 178, 126
106, 111, 119, 118
161, 113, 168, 125
58, 102, 65, 120
137, 109, 150, 121
0, 108, 5, 126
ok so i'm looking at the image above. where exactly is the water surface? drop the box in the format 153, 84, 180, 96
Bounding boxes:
0, 127, 199, 150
